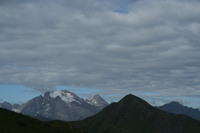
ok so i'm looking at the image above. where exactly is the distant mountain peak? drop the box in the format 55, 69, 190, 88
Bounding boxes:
0, 101, 13, 110
1, 101, 11, 105
160, 101, 193, 109
159, 101, 200, 120
93, 94, 102, 99
86, 94, 108, 109
48, 90, 80, 104
0, 89, 107, 121
166, 101, 183, 106
92, 95, 106, 103
17, 89, 103, 121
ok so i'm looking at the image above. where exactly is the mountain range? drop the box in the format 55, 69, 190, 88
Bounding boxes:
72, 94, 200, 133
1, 94, 200, 133
1, 90, 200, 122
158, 101, 200, 120
0, 90, 108, 121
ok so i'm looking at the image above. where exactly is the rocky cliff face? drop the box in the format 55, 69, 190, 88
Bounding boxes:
0, 90, 108, 121
19, 90, 101, 121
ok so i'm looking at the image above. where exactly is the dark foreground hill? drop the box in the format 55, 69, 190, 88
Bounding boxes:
72, 94, 200, 133
0, 108, 83, 133
158, 101, 200, 120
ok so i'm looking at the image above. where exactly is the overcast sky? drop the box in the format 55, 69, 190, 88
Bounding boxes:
0, 0, 200, 107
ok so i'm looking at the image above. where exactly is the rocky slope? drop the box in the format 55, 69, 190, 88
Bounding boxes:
0, 90, 108, 121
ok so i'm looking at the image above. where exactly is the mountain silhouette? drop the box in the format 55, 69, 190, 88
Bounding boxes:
73, 94, 200, 133
158, 101, 200, 120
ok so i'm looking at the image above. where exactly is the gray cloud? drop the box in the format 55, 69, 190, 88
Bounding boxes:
0, 0, 200, 100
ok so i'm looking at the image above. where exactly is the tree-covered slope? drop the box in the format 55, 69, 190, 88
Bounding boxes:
0, 108, 83, 133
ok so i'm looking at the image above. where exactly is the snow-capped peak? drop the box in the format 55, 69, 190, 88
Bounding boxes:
88, 95, 102, 105
86, 95, 108, 109
49, 90, 78, 103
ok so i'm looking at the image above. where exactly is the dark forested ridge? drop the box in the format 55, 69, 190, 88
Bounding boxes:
72, 94, 200, 133
0, 108, 83, 133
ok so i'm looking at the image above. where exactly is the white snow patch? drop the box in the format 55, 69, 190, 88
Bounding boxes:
12, 109, 21, 113
88, 99, 98, 105
49, 90, 79, 103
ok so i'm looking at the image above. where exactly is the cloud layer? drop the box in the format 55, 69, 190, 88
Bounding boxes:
0, 0, 200, 99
